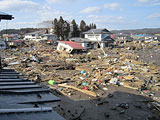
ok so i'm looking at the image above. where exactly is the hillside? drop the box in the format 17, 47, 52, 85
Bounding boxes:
112, 28, 160, 35
0, 28, 41, 36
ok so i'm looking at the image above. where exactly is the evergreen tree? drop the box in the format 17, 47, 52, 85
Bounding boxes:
86, 25, 91, 31
58, 16, 65, 40
91, 23, 94, 29
71, 19, 80, 37
80, 20, 86, 32
52, 18, 59, 37
89, 24, 92, 29
90, 23, 95, 29
93, 24, 96, 29
63, 21, 70, 39
52, 17, 97, 39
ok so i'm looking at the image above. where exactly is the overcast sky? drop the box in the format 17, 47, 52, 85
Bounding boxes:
0, 0, 160, 30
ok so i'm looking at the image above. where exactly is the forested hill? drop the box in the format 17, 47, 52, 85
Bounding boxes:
0, 28, 41, 36
1, 28, 160, 36
111, 28, 160, 35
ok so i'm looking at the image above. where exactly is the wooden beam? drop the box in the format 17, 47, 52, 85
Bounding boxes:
58, 84, 97, 97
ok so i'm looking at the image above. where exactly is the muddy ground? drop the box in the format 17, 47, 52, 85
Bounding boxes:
51, 46, 160, 120
53, 85, 160, 120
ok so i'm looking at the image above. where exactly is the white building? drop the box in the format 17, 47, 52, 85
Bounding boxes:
24, 31, 42, 41
24, 31, 57, 42
70, 29, 114, 49
83, 29, 113, 48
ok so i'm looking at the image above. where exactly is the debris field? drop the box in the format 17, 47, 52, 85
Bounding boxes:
3, 40, 160, 120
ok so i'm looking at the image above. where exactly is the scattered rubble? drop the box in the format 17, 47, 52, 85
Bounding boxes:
2, 40, 160, 120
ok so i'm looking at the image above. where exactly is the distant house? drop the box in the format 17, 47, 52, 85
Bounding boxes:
40, 34, 58, 42
0, 40, 6, 49
57, 41, 86, 53
7, 40, 25, 47
0, 12, 13, 49
83, 29, 114, 48
24, 31, 42, 41
154, 36, 160, 41
3, 34, 19, 41
114, 34, 133, 45
114, 34, 133, 41
70, 29, 114, 49
133, 34, 153, 40
24, 31, 58, 42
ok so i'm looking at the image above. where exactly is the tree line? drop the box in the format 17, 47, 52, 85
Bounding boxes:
52, 16, 96, 40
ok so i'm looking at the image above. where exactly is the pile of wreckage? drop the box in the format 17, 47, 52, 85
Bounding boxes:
2, 40, 160, 118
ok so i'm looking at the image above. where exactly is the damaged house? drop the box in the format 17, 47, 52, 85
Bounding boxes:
70, 29, 114, 49
57, 41, 86, 53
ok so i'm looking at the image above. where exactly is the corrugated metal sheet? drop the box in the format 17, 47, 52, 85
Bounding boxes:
0, 69, 65, 120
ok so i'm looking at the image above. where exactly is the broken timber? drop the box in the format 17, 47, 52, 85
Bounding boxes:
58, 84, 97, 97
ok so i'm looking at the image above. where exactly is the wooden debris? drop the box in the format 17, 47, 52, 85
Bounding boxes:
58, 84, 97, 97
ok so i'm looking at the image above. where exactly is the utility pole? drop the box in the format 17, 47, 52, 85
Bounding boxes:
0, 12, 14, 69
92, 30, 108, 57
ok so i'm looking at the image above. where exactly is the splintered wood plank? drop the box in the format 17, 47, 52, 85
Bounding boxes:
57, 84, 97, 97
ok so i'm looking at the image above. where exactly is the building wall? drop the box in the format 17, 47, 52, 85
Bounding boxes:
85, 33, 110, 41
85, 34, 102, 41
24, 35, 37, 40
83, 32, 112, 49
24, 34, 41, 40
41, 35, 57, 41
